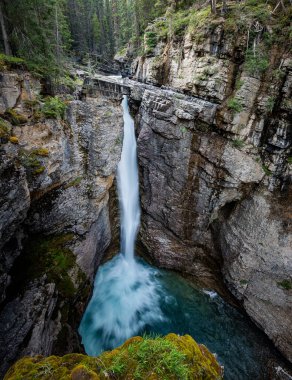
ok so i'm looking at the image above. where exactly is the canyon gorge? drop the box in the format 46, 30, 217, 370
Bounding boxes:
0, 1, 292, 379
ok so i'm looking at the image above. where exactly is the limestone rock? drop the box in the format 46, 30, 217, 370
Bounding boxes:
131, 65, 292, 363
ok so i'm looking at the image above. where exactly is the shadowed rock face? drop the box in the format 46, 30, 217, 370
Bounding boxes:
0, 71, 123, 377
131, 35, 292, 363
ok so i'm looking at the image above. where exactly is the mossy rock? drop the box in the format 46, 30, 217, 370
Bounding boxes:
4, 108, 28, 125
4, 334, 223, 380
0, 117, 12, 140
33, 165, 45, 175
9, 136, 19, 144
13, 233, 87, 299
33, 148, 50, 156
71, 365, 100, 380
25, 234, 80, 297
18, 147, 50, 176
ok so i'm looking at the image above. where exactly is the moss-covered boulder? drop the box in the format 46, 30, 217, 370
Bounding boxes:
4, 334, 222, 380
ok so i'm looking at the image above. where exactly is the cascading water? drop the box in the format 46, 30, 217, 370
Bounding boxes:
78, 96, 164, 355
79, 95, 279, 379
117, 95, 140, 261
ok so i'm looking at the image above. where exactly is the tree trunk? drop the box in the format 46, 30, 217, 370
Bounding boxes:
210, 0, 217, 14
111, 0, 119, 51
0, 3, 11, 55
222, 0, 227, 13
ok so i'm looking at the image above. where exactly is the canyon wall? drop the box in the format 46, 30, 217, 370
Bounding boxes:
130, 14, 292, 364
0, 70, 123, 376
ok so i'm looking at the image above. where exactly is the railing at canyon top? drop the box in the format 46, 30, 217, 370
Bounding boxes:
82, 76, 131, 100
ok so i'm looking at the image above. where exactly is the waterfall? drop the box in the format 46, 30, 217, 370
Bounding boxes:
79, 95, 163, 356
78, 97, 276, 379
117, 96, 140, 261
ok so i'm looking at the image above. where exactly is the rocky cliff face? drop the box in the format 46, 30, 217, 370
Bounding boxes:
0, 70, 123, 376
129, 7, 292, 364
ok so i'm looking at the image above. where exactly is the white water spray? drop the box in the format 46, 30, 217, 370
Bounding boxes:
79, 96, 164, 355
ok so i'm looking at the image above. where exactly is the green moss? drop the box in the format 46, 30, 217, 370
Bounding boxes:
64, 176, 83, 189
20, 234, 79, 298
227, 98, 243, 114
287, 157, 292, 165
19, 148, 49, 176
24, 99, 40, 108
4, 109, 28, 125
5, 335, 222, 380
33, 148, 50, 156
33, 166, 45, 175
277, 280, 292, 290
19, 149, 42, 169
0, 117, 12, 139
18, 147, 50, 175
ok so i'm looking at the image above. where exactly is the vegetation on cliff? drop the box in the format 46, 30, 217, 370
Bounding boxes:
0, 0, 290, 79
12, 234, 86, 298
4, 334, 223, 380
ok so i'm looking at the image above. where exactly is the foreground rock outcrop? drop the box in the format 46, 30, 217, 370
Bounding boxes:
0, 69, 123, 376
129, 2, 292, 365
4, 334, 223, 380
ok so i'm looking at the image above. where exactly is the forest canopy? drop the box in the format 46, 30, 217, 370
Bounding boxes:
0, 0, 291, 77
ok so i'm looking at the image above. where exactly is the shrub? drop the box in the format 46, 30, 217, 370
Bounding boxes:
0, 54, 26, 70
173, 10, 191, 36
266, 97, 275, 113
145, 31, 157, 53
42, 97, 66, 119
262, 164, 272, 176
244, 50, 269, 77
235, 79, 244, 90
227, 98, 243, 113
277, 280, 292, 290
188, 7, 212, 35
232, 139, 245, 148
